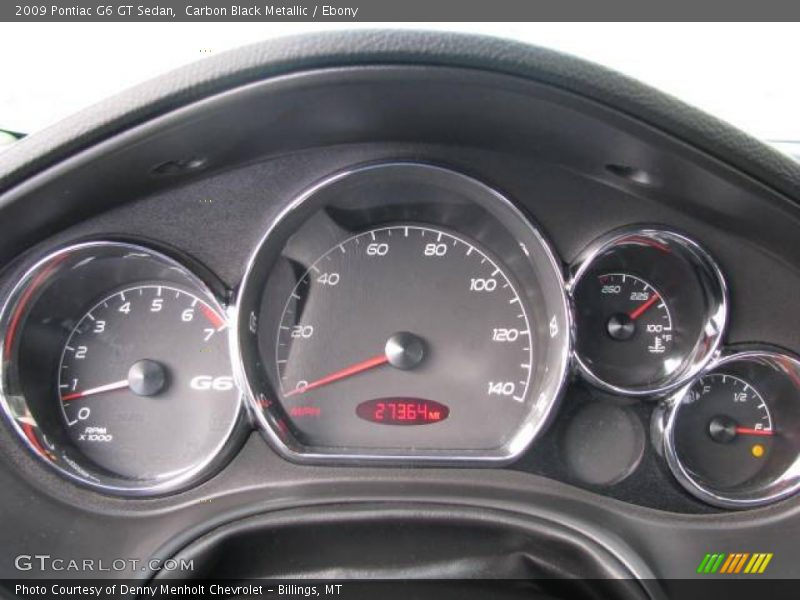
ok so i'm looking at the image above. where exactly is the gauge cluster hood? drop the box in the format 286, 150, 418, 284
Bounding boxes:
2, 30, 800, 590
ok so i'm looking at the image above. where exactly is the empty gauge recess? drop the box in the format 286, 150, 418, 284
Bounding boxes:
0, 242, 244, 495
658, 350, 800, 508
569, 228, 727, 396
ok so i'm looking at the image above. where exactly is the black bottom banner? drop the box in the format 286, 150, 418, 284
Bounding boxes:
4, 579, 800, 600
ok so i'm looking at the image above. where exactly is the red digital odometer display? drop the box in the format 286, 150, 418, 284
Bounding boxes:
356, 398, 449, 426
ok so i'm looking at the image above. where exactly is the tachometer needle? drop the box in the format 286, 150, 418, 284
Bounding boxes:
285, 354, 389, 397
61, 380, 129, 402
628, 293, 661, 320
735, 427, 774, 437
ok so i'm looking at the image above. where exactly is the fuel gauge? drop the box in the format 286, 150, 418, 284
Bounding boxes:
674, 373, 774, 491
660, 350, 800, 508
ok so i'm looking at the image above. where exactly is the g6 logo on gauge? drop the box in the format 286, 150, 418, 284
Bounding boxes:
190, 375, 236, 391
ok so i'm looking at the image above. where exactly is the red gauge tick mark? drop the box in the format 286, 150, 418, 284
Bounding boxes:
200, 304, 225, 329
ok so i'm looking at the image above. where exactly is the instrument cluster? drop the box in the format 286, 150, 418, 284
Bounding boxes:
0, 162, 798, 509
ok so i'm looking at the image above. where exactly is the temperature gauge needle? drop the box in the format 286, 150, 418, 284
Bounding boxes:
628, 293, 661, 320
61, 380, 129, 402
285, 354, 389, 397
735, 427, 774, 437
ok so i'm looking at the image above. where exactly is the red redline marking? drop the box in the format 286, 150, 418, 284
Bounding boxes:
735, 427, 774, 437
628, 293, 661, 320
285, 354, 389, 397
200, 304, 225, 329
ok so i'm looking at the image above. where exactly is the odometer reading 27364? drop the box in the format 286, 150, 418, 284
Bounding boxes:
275, 226, 533, 449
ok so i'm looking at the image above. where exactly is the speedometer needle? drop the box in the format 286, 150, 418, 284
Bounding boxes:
61, 380, 129, 402
628, 293, 661, 320
285, 354, 389, 397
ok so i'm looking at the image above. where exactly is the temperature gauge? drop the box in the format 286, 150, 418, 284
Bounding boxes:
575, 273, 674, 389
570, 228, 726, 395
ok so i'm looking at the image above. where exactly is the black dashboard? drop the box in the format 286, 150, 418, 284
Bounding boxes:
2, 31, 800, 596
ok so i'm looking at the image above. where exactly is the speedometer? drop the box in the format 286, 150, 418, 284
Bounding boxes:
275, 225, 533, 449
235, 163, 570, 463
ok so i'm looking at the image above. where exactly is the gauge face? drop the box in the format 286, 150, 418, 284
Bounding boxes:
575, 273, 674, 388
0, 243, 244, 494
570, 229, 727, 395
674, 374, 774, 490
274, 226, 533, 449
236, 163, 571, 462
663, 351, 800, 507
57, 284, 239, 479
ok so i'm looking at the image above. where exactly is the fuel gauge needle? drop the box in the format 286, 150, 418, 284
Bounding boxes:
735, 427, 774, 437
61, 380, 129, 402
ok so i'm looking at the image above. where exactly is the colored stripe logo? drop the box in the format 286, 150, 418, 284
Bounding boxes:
697, 553, 773, 574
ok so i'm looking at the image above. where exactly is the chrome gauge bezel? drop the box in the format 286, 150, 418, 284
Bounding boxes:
0, 241, 246, 496
659, 348, 800, 508
233, 162, 572, 465
568, 227, 728, 397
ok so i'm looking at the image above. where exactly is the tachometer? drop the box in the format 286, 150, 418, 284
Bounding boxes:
58, 284, 235, 480
0, 242, 244, 495
235, 163, 570, 463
